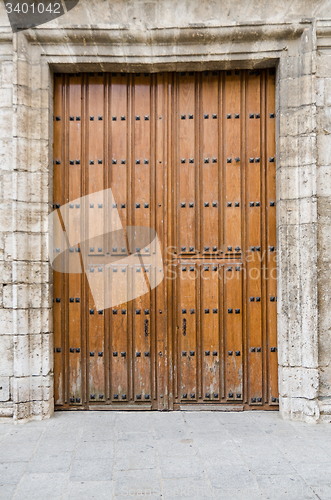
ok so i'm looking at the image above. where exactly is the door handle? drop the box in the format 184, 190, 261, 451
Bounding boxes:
182, 318, 187, 336
144, 319, 149, 337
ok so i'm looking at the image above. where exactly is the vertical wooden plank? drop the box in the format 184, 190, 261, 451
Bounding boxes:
223, 70, 242, 256
53, 74, 64, 405
133, 73, 151, 231
87, 266, 105, 402
178, 264, 197, 401
87, 73, 105, 250
86, 73, 106, 403
132, 73, 153, 403
224, 265, 243, 401
67, 74, 83, 405
177, 72, 196, 255
201, 264, 221, 400
201, 71, 219, 255
109, 73, 129, 256
167, 74, 175, 409
155, 73, 167, 409
246, 70, 263, 405
266, 69, 278, 405
133, 265, 151, 401
109, 264, 129, 401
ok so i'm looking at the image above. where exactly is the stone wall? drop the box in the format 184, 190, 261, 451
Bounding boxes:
316, 26, 331, 420
0, 0, 330, 421
0, 33, 14, 417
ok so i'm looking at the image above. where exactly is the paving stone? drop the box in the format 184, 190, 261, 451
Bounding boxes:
115, 450, 157, 471
13, 472, 69, 500
74, 441, 114, 460
26, 451, 73, 473
256, 474, 318, 500
113, 469, 161, 497
0, 444, 36, 463
163, 478, 214, 499
70, 458, 113, 482
0, 484, 17, 500
63, 481, 114, 500
205, 464, 259, 490
159, 454, 205, 479
0, 462, 27, 484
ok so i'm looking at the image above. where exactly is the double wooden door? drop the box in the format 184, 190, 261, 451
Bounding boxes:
53, 69, 278, 410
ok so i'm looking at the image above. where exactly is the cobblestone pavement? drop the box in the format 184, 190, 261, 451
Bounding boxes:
0, 411, 331, 500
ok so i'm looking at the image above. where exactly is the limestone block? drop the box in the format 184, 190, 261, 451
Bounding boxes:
0, 88, 12, 108
1, 62, 13, 88
300, 52, 315, 77
28, 139, 50, 173
0, 402, 13, 417
0, 335, 13, 376
14, 136, 29, 172
280, 395, 320, 423
0, 377, 10, 402
325, 79, 331, 106
0, 232, 4, 260
30, 376, 43, 401
12, 261, 50, 285
319, 366, 331, 397
29, 108, 49, 142
287, 75, 314, 109
13, 401, 31, 420
286, 55, 300, 80
42, 333, 53, 376
11, 376, 30, 403
29, 62, 43, 92
16, 309, 29, 334
4, 233, 47, 262
316, 54, 331, 78
15, 85, 29, 107
278, 135, 315, 168
278, 136, 298, 168
299, 197, 317, 225
30, 88, 50, 110
0, 109, 13, 141
0, 309, 13, 335
1, 172, 13, 202
318, 224, 331, 263
13, 336, 30, 377
280, 106, 315, 137
41, 398, 54, 418
0, 202, 13, 232
0, 261, 11, 283
40, 63, 51, 91
30, 334, 42, 376
298, 135, 316, 167
31, 397, 53, 419
16, 60, 30, 87
317, 106, 331, 135
317, 166, 331, 197
316, 77, 324, 107
15, 109, 29, 140
317, 134, 331, 166
318, 399, 331, 422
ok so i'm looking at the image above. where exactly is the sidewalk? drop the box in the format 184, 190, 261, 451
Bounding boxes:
0, 411, 331, 500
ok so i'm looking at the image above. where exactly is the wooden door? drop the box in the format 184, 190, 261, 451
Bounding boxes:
53, 70, 278, 410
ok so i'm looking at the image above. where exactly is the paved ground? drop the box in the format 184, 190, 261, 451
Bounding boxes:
0, 411, 331, 500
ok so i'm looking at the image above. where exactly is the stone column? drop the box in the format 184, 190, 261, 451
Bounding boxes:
277, 26, 320, 422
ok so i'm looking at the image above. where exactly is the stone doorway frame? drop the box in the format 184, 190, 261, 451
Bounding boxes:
6, 21, 318, 421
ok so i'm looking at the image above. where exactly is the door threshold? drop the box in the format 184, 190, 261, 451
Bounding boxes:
88, 404, 152, 411
178, 404, 244, 411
